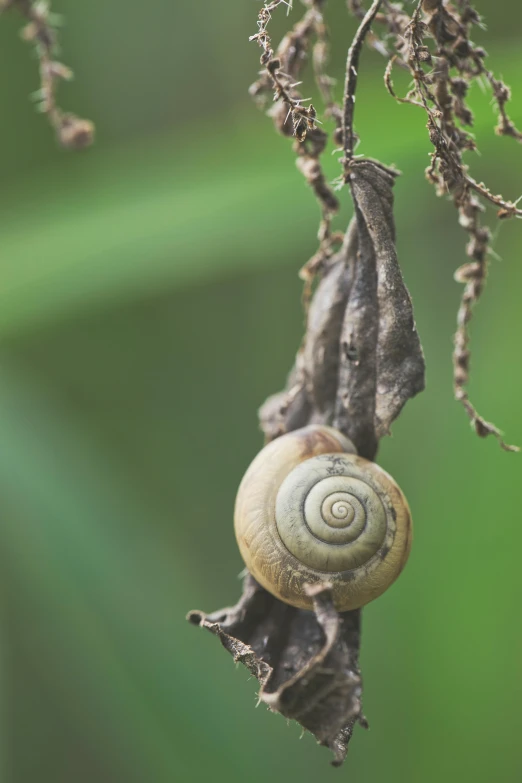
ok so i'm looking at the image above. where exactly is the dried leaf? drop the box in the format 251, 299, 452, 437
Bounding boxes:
334, 160, 425, 458
188, 576, 365, 767
259, 160, 425, 459
302, 220, 358, 417
259, 221, 357, 440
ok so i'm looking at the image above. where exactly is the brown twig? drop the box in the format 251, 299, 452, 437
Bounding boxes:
342, 0, 383, 169
250, 2, 343, 299
365, 0, 521, 450
2, 0, 94, 148
249, 1, 318, 142
311, 0, 341, 122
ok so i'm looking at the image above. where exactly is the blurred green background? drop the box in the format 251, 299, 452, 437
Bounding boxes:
0, 1, 521, 781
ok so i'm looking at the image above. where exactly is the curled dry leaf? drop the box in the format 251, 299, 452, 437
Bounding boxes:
261, 159, 425, 460
334, 159, 425, 458
188, 576, 365, 767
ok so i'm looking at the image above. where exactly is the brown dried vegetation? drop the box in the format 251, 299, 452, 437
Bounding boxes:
190, 0, 520, 767
253, 0, 521, 449
1, 0, 94, 149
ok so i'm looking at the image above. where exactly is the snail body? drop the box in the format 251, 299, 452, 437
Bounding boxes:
234, 425, 411, 611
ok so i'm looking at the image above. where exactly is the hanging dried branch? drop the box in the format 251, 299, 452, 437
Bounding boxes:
1, 0, 94, 149
354, 0, 521, 449
189, 0, 519, 767
190, 1, 425, 766
347, 0, 414, 61
342, 0, 383, 166
249, 0, 344, 286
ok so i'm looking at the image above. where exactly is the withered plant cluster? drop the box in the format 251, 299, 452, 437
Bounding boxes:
251, 0, 521, 450
190, 0, 520, 767
1, 0, 94, 149
250, 0, 345, 295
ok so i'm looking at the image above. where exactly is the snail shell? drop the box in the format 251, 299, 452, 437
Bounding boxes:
234, 425, 412, 611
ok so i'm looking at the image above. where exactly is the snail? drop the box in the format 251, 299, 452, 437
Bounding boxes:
234, 425, 412, 612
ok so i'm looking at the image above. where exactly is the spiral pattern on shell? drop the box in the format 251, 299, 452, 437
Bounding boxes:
234, 425, 412, 611
276, 456, 392, 573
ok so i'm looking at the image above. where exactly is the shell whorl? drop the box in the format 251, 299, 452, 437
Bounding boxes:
276, 457, 391, 572
234, 425, 412, 611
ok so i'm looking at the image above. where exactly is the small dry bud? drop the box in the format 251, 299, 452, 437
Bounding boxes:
451, 78, 469, 98
454, 262, 481, 283
417, 46, 432, 63
306, 104, 317, 129
453, 366, 468, 387
293, 115, 308, 142
296, 157, 320, 180
474, 418, 492, 438
453, 37, 471, 57
422, 0, 440, 13
49, 61, 74, 81
454, 100, 474, 127
427, 122, 439, 145
461, 7, 481, 26
429, 10, 458, 42
466, 235, 488, 263
20, 21, 38, 41
248, 81, 264, 98
476, 227, 491, 244
494, 81, 511, 103
57, 115, 95, 150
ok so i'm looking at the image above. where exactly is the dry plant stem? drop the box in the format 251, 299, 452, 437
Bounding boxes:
342, 0, 383, 168
250, 1, 317, 141
311, 0, 341, 119
250, 1, 343, 290
348, 1, 412, 63
355, 15, 522, 192
2, 0, 94, 148
374, 0, 520, 450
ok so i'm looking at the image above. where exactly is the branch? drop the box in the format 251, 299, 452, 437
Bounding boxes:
250, 2, 344, 296
367, 0, 521, 449
1, 0, 94, 149
342, 0, 383, 169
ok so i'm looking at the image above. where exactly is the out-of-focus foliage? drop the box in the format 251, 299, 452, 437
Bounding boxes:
0, 2, 521, 782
